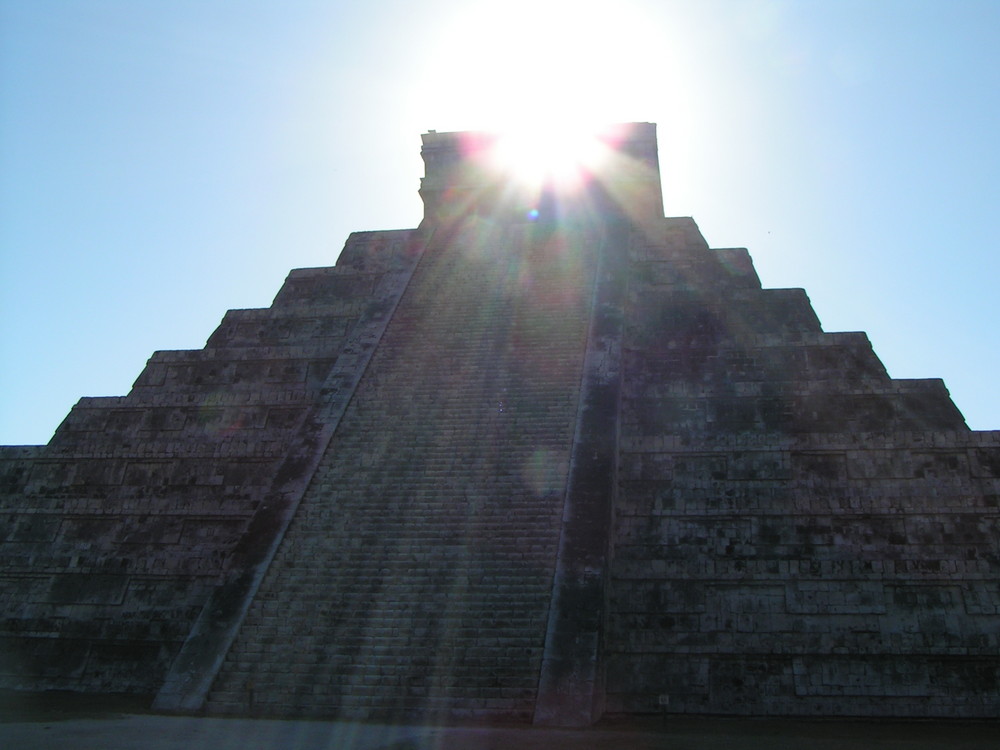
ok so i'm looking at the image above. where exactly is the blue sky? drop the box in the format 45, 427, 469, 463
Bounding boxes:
1, 0, 998, 443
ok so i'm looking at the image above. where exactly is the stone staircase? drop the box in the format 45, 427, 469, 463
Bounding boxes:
206, 217, 596, 719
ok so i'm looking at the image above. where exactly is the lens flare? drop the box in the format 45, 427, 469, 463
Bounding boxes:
490, 124, 609, 191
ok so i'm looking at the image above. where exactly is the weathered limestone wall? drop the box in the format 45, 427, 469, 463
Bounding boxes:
607, 217, 1000, 717
205, 216, 596, 720
0, 230, 414, 694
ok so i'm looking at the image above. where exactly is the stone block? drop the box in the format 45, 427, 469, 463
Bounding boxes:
46, 574, 128, 605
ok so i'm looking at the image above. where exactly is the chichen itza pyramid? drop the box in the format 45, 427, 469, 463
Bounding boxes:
2, 124, 997, 724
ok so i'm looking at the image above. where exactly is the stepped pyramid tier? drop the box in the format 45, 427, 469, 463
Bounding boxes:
1, 124, 997, 724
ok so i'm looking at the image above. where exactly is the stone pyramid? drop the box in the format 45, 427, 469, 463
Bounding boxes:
1, 124, 997, 724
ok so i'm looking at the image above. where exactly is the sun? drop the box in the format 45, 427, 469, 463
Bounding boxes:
412, 0, 682, 216
417, 0, 655, 130
488, 122, 610, 191
411, 0, 669, 192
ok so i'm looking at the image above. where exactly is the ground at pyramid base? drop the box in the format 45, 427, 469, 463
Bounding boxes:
1, 123, 997, 726
2, 700, 1000, 750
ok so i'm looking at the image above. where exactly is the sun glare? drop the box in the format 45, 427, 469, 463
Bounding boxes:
489, 124, 609, 191
411, 0, 695, 218
416, 0, 661, 132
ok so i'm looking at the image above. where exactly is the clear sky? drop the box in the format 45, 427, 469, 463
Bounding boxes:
1, 0, 998, 444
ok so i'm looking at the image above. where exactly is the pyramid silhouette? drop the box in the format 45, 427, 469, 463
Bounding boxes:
1, 124, 997, 724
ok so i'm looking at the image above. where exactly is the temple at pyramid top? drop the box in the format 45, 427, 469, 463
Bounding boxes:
418, 122, 664, 226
